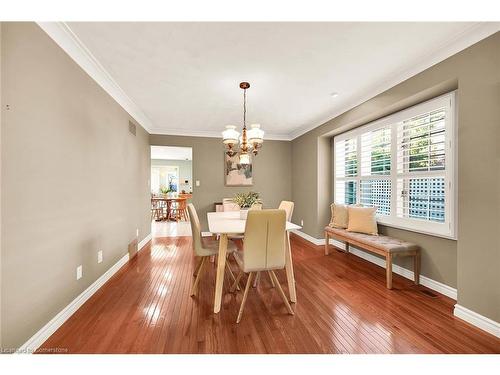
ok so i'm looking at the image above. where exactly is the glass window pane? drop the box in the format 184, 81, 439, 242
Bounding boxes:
397, 177, 445, 222
360, 179, 391, 216
335, 180, 357, 205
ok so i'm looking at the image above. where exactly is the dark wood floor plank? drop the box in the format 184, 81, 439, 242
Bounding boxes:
38, 233, 500, 354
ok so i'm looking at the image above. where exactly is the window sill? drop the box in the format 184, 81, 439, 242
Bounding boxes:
376, 221, 457, 241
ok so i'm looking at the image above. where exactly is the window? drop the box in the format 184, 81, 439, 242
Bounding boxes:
150, 166, 179, 194
334, 92, 456, 238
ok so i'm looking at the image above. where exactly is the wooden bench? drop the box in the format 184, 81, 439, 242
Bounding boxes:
324, 226, 420, 289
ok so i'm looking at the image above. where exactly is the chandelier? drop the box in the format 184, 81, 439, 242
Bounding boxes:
222, 82, 264, 165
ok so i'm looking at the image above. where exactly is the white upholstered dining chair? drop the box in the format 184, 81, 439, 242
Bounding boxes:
222, 198, 240, 212
278, 200, 294, 222
230, 209, 294, 323
187, 203, 240, 296
252, 200, 294, 288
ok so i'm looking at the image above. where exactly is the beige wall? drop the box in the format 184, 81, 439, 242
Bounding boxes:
292, 32, 500, 321
150, 135, 292, 231
0, 21, 3, 346
0, 23, 151, 349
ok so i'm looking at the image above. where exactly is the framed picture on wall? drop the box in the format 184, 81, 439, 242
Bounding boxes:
224, 153, 253, 186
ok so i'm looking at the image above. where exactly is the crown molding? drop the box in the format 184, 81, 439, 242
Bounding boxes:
37, 21, 292, 141
37, 22, 155, 133
38, 22, 499, 142
289, 22, 500, 140
148, 127, 292, 141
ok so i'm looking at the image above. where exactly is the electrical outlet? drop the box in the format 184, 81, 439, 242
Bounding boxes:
76, 265, 83, 280
300, 219, 304, 226
97, 250, 103, 264
136, 228, 139, 237
195, 180, 200, 187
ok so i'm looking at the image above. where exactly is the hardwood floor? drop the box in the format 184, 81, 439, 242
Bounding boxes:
39, 234, 500, 354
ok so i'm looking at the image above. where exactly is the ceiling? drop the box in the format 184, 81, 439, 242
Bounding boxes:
151, 146, 192, 160
61, 22, 498, 140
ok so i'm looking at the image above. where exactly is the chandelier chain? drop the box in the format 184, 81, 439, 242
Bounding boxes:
243, 88, 247, 130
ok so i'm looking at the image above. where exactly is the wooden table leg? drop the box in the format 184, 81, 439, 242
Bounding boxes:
284, 231, 297, 303
214, 234, 228, 313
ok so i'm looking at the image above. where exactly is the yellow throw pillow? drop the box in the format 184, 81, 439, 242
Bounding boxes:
329, 203, 349, 229
347, 206, 378, 235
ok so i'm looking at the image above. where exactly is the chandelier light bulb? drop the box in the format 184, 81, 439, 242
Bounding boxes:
222, 125, 240, 145
247, 124, 264, 144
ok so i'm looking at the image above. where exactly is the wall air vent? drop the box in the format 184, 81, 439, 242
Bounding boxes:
421, 289, 438, 298
128, 120, 137, 136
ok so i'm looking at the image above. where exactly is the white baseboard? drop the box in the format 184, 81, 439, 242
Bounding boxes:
138, 233, 152, 251
290, 229, 324, 245
454, 304, 500, 338
16, 236, 151, 354
290, 229, 457, 300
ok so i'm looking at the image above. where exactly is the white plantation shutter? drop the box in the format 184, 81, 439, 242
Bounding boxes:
335, 138, 358, 204
335, 180, 357, 205
361, 127, 391, 176
360, 126, 391, 215
335, 138, 357, 178
396, 107, 447, 224
333, 92, 456, 238
397, 108, 446, 174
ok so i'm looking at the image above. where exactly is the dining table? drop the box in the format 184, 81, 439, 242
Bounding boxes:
207, 211, 301, 314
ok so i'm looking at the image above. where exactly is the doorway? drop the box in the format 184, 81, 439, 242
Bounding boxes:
150, 146, 193, 237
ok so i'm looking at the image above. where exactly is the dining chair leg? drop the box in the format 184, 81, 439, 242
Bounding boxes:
270, 271, 294, 315
252, 272, 260, 288
225, 261, 240, 291
237, 272, 254, 323
267, 271, 275, 288
230, 271, 244, 293
190, 257, 206, 296
193, 257, 203, 277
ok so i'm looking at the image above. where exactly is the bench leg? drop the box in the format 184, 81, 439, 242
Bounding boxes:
414, 251, 420, 285
345, 241, 349, 253
386, 254, 393, 289
324, 231, 330, 255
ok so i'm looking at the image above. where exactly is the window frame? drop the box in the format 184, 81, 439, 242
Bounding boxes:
333, 92, 457, 239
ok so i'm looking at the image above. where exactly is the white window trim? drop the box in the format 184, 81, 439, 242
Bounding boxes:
334, 92, 457, 240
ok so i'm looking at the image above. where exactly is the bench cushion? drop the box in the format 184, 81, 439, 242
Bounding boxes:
325, 226, 418, 253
